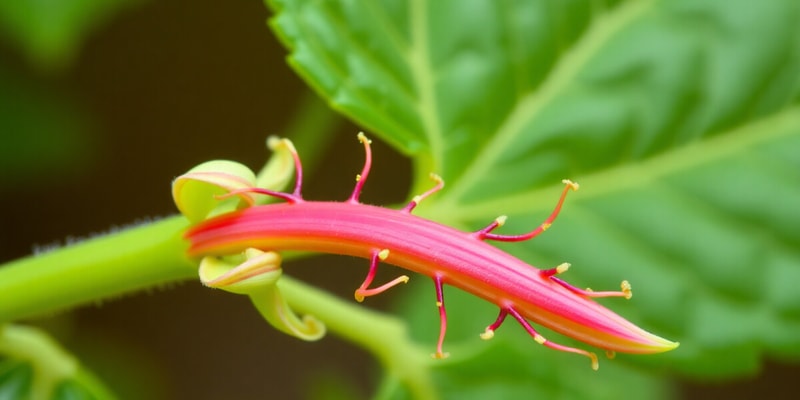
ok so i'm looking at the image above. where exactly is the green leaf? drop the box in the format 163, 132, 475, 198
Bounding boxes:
268, 0, 800, 387
0, 64, 93, 184
0, 359, 33, 399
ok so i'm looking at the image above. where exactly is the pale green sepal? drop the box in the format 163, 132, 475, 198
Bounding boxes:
198, 249, 326, 341
254, 137, 297, 198
199, 249, 282, 295
252, 282, 327, 341
171, 160, 257, 223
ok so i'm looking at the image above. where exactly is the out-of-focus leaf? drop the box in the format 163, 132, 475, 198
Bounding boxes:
305, 369, 365, 400
0, 64, 93, 184
268, 0, 800, 390
0, 326, 116, 400
0, 0, 143, 68
0, 359, 32, 399
0, 357, 115, 400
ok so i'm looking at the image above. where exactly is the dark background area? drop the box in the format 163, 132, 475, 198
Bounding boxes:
0, 0, 795, 398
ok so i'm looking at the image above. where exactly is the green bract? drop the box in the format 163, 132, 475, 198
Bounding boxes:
199, 249, 326, 341
175, 139, 325, 342
172, 137, 297, 224
172, 160, 257, 223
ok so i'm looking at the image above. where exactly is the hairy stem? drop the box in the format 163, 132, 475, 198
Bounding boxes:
0, 216, 196, 323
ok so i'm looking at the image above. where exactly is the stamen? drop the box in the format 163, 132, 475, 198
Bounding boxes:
354, 249, 409, 302
549, 275, 633, 299
432, 275, 450, 359
480, 309, 509, 340
402, 173, 445, 213
274, 138, 303, 198
473, 215, 508, 239
562, 179, 580, 191
349, 132, 372, 203
622, 280, 632, 299
506, 306, 599, 370
481, 180, 578, 242
540, 262, 570, 278
479, 328, 494, 340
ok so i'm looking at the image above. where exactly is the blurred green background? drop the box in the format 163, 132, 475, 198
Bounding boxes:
0, 0, 797, 399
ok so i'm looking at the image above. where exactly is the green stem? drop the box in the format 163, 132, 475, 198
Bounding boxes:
0, 216, 196, 323
278, 278, 438, 400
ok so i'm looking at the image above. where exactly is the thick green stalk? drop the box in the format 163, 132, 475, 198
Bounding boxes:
0, 216, 196, 323
278, 277, 437, 400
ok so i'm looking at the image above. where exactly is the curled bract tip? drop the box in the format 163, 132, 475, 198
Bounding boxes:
173, 137, 299, 224
267, 136, 296, 153
199, 248, 326, 342
266, 135, 281, 149
255, 137, 297, 196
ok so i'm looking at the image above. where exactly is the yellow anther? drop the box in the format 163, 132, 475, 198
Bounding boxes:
541, 223, 552, 231
412, 195, 422, 203
355, 174, 362, 182
429, 172, 443, 184
556, 262, 570, 274
606, 350, 616, 359
436, 301, 443, 307
480, 329, 495, 340
589, 352, 599, 371
562, 179, 580, 191
357, 131, 371, 144
621, 280, 632, 299
378, 249, 390, 260
432, 352, 450, 359
495, 215, 508, 226
534, 334, 546, 345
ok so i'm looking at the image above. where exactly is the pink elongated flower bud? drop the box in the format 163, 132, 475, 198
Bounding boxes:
181, 133, 678, 370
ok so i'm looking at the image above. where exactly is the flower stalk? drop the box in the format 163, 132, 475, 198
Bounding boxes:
176, 133, 678, 370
